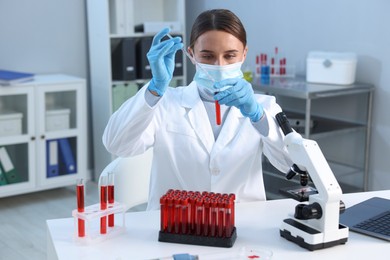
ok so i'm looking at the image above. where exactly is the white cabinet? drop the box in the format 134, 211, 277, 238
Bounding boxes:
253, 77, 374, 199
0, 74, 87, 197
86, 0, 187, 178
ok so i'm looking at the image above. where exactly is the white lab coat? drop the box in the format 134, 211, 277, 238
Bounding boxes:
103, 81, 292, 210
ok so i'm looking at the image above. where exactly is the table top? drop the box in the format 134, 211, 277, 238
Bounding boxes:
252, 76, 374, 99
46, 190, 390, 260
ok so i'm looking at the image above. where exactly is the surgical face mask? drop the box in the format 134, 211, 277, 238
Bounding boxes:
194, 61, 244, 95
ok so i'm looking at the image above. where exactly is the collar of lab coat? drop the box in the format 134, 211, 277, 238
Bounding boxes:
181, 81, 246, 156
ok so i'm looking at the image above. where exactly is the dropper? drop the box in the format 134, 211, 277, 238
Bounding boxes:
167, 34, 221, 125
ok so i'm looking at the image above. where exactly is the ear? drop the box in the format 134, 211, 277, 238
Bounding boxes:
242, 46, 248, 61
187, 47, 196, 64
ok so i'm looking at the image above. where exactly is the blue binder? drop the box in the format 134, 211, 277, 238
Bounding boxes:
46, 140, 59, 178
58, 138, 77, 174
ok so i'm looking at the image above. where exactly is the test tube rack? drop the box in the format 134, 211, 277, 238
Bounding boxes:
158, 190, 237, 248
72, 201, 126, 244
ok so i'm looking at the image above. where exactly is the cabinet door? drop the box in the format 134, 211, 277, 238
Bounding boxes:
35, 82, 87, 187
0, 86, 35, 197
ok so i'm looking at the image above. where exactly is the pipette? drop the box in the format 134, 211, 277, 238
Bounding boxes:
167, 34, 221, 125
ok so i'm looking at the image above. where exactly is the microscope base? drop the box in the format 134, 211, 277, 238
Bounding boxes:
280, 218, 348, 251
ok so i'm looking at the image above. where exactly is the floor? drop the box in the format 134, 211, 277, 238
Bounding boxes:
0, 181, 144, 260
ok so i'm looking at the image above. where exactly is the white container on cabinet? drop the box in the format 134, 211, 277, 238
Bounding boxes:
0, 111, 23, 136
306, 51, 357, 85
45, 108, 70, 131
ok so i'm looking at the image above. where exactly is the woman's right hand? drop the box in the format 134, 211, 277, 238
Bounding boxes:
146, 28, 183, 96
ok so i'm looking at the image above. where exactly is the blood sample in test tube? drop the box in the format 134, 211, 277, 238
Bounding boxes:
107, 172, 115, 227
195, 198, 204, 236
210, 199, 217, 237
229, 193, 236, 228
189, 196, 196, 234
100, 176, 108, 234
160, 195, 167, 232
181, 197, 189, 234
217, 198, 225, 237
215, 100, 221, 125
76, 178, 85, 237
167, 197, 173, 233
203, 197, 211, 236
225, 199, 233, 237
174, 196, 181, 234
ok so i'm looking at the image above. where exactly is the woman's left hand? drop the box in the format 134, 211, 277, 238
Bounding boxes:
214, 78, 264, 122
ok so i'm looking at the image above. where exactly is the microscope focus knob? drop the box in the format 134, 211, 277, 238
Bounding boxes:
302, 202, 323, 219
295, 203, 323, 220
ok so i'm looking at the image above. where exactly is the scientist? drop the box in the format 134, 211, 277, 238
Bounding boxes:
103, 9, 293, 210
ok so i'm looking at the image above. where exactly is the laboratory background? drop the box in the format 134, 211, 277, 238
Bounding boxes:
0, 0, 390, 259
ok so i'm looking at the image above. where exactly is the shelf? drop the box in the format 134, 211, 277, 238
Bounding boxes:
285, 111, 366, 137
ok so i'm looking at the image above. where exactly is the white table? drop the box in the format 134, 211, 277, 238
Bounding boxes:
46, 190, 390, 260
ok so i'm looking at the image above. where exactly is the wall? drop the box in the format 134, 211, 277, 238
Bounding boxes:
186, 0, 390, 191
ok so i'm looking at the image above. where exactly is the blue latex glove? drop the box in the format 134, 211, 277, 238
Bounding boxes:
214, 78, 264, 122
147, 28, 183, 96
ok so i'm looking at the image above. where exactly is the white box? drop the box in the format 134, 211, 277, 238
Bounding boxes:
0, 111, 23, 136
46, 108, 70, 131
306, 51, 357, 85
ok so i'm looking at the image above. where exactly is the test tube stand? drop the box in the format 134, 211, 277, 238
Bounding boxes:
72, 201, 126, 244
159, 227, 237, 248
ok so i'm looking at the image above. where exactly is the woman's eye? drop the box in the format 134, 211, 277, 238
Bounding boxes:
225, 54, 237, 60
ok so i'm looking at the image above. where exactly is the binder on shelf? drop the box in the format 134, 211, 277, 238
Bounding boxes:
136, 37, 153, 80
0, 146, 20, 184
46, 140, 60, 178
0, 69, 34, 86
111, 38, 137, 81
0, 166, 8, 185
58, 138, 77, 175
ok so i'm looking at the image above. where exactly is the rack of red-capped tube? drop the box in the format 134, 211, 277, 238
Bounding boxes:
158, 189, 237, 248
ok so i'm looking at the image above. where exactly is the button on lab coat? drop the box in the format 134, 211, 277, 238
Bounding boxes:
103, 81, 292, 210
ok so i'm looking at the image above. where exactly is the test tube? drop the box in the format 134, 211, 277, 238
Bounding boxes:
210, 199, 217, 237
76, 178, 85, 237
217, 198, 225, 237
203, 197, 211, 236
225, 199, 233, 237
181, 197, 189, 234
195, 198, 204, 236
174, 196, 181, 234
160, 195, 167, 232
107, 172, 115, 227
167, 197, 173, 233
100, 175, 108, 234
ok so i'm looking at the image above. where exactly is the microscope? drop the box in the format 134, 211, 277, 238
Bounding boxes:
276, 112, 349, 251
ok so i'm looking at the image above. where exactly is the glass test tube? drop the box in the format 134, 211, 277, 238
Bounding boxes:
76, 178, 85, 237
203, 198, 210, 236
181, 197, 189, 234
160, 196, 167, 232
195, 198, 203, 236
174, 196, 181, 234
107, 172, 115, 227
218, 199, 225, 237
100, 175, 108, 234
210, 199, 217, 237
167, 197, 173, 233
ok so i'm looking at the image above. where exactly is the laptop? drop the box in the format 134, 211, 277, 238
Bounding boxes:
339, 197, 390, 241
